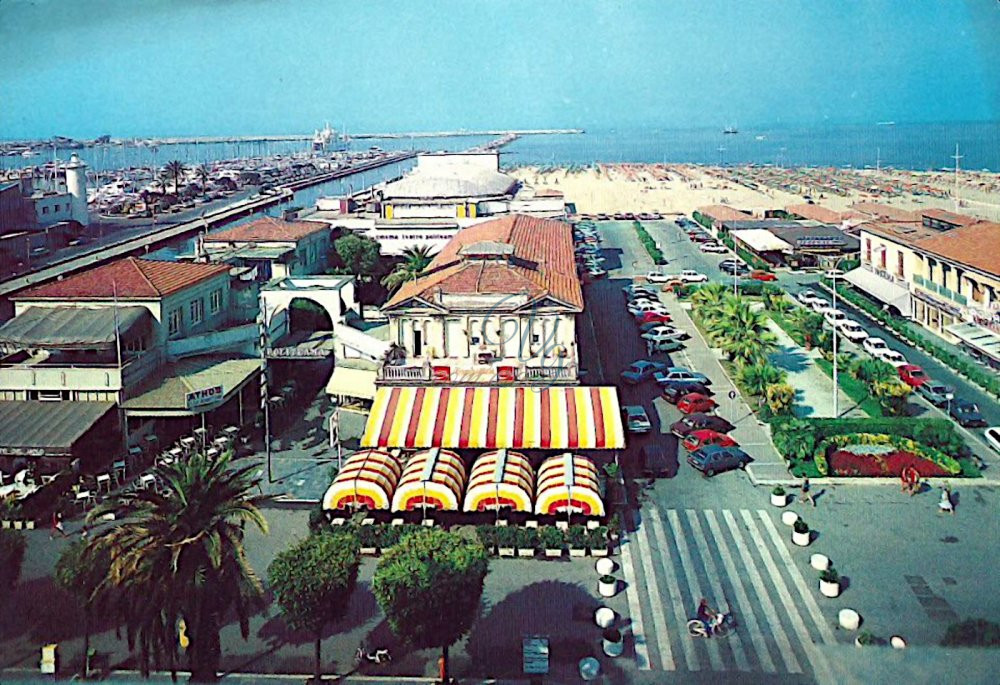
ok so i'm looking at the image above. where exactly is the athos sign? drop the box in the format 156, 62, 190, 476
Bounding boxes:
185, 385, 224, 410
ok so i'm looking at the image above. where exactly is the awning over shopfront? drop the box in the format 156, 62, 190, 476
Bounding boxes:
361, 386, 625, 450
391, 448, 467, 512
322, 449, 402, 511
0, 401, 115, 457
326, 362, 377, 401
842, 267, 912, 317
123, 356, 259, 417
535, 453, 604, 517
0, 306, 150, 351
464, 449, 535, 512
946, 322, 1000, 363
730, 229, 794, 254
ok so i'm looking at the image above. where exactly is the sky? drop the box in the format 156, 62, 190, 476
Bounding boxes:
1, 0, 999, 139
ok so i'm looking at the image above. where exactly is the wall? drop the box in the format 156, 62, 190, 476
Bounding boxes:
160, 272, 232, 344
33, 193, 74, 226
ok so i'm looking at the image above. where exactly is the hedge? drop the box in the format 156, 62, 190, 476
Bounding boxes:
692, 211, 713, 231
633, 221, 666, 265
826, 281, 1000, 399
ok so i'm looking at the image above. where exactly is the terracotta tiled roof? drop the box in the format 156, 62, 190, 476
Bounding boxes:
914, 222, 1000, 276
858, 221, 938, 244
785, 204, 842, 224
849, 203, 921, 223
920, 208, 982, 227
16, 257, 230, 300
385, 215, 583, 310
696, 205, 752, 222
203, 217, 328, 243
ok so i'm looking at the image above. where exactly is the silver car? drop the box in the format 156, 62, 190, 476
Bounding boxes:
917, 381, 954, 406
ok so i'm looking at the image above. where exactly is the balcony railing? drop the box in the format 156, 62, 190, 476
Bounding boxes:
0, 349, 161, 392
377, 359, 579, 385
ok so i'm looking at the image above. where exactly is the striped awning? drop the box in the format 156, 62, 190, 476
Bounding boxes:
361, 386, 625, 450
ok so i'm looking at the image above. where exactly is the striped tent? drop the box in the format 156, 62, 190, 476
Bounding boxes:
463, 449, 535, 513
322, 449, 402, 511
391, 448, 467, 512
361, 386, 625, 450
535, 453, 605, 517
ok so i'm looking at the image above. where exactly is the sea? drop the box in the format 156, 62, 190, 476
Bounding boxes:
3, 122, 1000, 174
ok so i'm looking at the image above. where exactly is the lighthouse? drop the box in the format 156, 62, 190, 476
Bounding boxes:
64, 153, 90, 226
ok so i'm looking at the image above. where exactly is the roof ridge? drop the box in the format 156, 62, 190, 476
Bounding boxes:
130, 257, 161, 295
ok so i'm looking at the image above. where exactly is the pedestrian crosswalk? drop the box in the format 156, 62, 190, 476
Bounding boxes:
618, 507, 838, 682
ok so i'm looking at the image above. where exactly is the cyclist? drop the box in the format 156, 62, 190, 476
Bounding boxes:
696, 598, 717, 635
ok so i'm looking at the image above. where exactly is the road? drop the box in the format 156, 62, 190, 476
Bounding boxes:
580, 219, 1000, 684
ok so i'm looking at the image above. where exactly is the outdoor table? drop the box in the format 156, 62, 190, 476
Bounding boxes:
128, 446, 143, 460
213, 436, 230, 448
206, 448, 220, 459
168, 447, 184, 459
139, 474, 156, 489
193, 427, 208, 437
96, 474, 112, 491
113, 459, 126, 472
179, 437, 197, 450
222, 426, 239, 437
75, 490, 94, 504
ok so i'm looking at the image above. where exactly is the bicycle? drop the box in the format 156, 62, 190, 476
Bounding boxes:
687, 610, 736, 638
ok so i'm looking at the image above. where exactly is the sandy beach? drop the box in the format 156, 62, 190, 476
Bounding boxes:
510, 164, 1000, 221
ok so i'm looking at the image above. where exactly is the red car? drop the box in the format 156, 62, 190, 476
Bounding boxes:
898, 364, 929, 388
682, 429, 739, 451
677, 392, 718, 415
636, 311, 672, 325
750, 270, 777, 282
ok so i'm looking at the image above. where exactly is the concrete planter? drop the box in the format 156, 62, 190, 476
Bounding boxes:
598, 576, 618, 598
25, 520, 34, 530
360, 547, 378, 556
838, 609, 861, 631
771, 493, 789, 507
792, 530, 811, 547
498, 547, 515, 557
545, 548, 564, 559
13, 520, 23, 530
569, 548, 587, 558
591, 547, 609, 558
602, 629, 624, 658
1, 520, 11, 529
810, 554, 830, 571
781, 511, 799, 526
890, 636, 907, 649
517, 548, 536, 558
679, 302, 693, 311
819, 579, 841, 598
595, 607, 616, 629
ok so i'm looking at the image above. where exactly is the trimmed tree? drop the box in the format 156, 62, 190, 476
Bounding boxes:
268, 531, 361, 683
372, 529, 489, 683
334, 234, 380, 281
55, 540, 112, 678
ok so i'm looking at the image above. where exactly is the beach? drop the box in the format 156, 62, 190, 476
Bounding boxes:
510, 163, 1000, 220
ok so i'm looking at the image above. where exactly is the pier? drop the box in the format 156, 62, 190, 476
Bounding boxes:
138, 129, 581, 145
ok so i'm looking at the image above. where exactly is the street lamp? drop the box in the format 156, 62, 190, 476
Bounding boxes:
832, 270, 839, 417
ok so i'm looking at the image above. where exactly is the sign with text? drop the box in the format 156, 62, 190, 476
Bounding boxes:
185, 385, 224, 410
265, 346, 331, 359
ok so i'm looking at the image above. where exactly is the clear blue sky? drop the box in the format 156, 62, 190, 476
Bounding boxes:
1, 0, 998, 139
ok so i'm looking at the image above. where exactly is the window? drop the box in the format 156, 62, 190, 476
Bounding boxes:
168, 308, 183, 336
864, 239, 871, 263
42, 206, 49, 215
189, 298, 204, 324
209, 288, 223, 314
52, 204, 59, 212
971, 281, 984, 304
896, 252, 904, 278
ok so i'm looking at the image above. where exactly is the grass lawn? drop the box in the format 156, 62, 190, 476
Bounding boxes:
814, 357, 883, 417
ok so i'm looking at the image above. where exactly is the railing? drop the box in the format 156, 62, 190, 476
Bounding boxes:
378, 365, 430, 382
913, 277, 967, 306
377, 359, 579, 384
518, 365, 577, 382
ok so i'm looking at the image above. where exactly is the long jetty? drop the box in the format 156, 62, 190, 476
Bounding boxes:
105, 129, 583, 146
0, 150, 418, 308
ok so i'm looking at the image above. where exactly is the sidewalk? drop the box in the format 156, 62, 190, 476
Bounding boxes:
765, 319, 864, 419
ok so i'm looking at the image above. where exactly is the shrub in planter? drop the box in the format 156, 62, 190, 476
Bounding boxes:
855, 630, 876, 647
516, 527, 539, 557
771, 486, 788, 507
602, 627, 624, 657
539, 526, 567, 556
607, 513, 622, 540
357, 525, 379, 553
567, 525, 589, 555
588, 526, 610, 556
819, 567, 841, 598
598, 574, 618, 597
376, 524, 401, 550
496, 525, 518, 556
476, 525, 499, 553
792, 519, 811, 547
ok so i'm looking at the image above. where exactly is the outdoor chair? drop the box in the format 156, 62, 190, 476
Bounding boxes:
96, 474, 112, 492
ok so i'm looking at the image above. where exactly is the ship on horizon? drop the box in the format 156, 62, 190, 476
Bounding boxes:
876, 121, 896, 126
723, 126, 738, 135
312, 123, 349, 152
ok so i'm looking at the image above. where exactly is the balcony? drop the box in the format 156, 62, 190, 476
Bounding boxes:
377, 356, 579, 385
0, 349, 161, 394
913, 275, 968, 306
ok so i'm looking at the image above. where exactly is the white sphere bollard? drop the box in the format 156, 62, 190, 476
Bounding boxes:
810, 553, 830, 571
890, 635, 906, 649
595, 606, 616, 629
839, 609, 861, 631
595, 558, 616, 576
781, 511, 799, 526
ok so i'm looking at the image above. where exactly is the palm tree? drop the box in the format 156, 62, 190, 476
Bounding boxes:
195, 164, 211, 197
165, 160, 186, 196
787, 307, 825, 348
707, 297, 777, 364
691, 282, 728, 313
88, 452, 268, 681
738, 361, 786, 399
381, 244, 436, 292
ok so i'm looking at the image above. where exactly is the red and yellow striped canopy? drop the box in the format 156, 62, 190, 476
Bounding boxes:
361, 386, 625, 450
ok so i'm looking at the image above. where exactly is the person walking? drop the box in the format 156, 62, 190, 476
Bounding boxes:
938, 486, 955, 515
49, 511, 68, 539
800, 477, 816, 507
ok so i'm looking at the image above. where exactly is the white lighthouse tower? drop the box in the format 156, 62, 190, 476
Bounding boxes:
64, 153, 90, 227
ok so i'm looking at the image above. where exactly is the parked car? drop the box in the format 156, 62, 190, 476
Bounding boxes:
670, 413, 735, 437
836, 319, 869, 342
662, 381, 712, 403
749, 270, 777, 282
677, 392, 718, 415
984, 426, 1000, 453
878, 349, 908, 367
862, 337, 890, 356
681, 429, 739, 452
821, 308, 849, 327
808, 298, 831, 312
647, 338, 686, 355
624, 283, 658, 296
586, 266, 607, 279
950, 399, 988, 427
646, 271, 671, 283
627, 300, 668, 315
638, 320, 667, 334
687, 445, 752, 477
654, 366, 711, 386
718, 261, 750, 275
636, 311, 672, 325
917, 380, 955, 406
621, 360, 670, 384
689, 232, 714, 243
897, 364, 929, 388
622, 405, 652, 434
642, 326, 688, 343
678, 269, 708, 283
700, 242, 728, 254
796, 289, 826, 307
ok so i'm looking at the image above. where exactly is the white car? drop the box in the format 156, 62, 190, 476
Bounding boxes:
641, 325, 688, 343
627, 300, 668, 315
824, 268, 846, 280
700, 242, 728, 254
796, 289, 826, 307
624, 284, 658, 297
984, 426, 1000, 453
862, 337, 890, 356
821, 308, 849, 327
646, 271, 671, 283
809, 298, 831, 312
877, 349, 908, 367
679, 270, 708, 283
836, 320, 869, 342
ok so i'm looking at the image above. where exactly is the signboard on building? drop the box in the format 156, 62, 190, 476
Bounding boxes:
185, 385, 224, 410
265, 346, 331, 359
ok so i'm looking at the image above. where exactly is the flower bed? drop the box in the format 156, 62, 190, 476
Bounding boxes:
828, 447, 949, 477
814, 432, 961, 476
